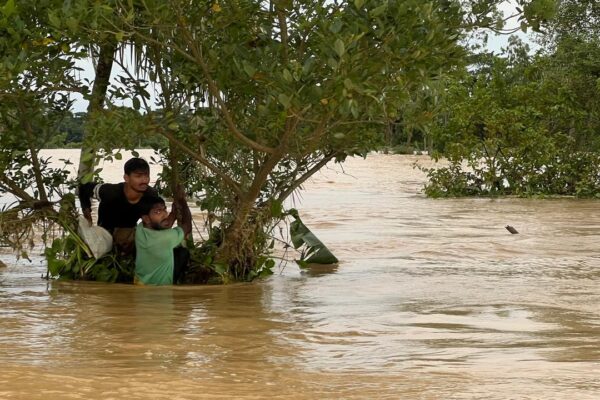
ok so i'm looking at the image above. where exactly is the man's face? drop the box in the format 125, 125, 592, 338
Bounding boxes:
145, 203, 170, 230
124, 169, 150, 193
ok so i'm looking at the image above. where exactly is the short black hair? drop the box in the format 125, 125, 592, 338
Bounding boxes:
124, 157, 150, 175
139, 195, 165, 216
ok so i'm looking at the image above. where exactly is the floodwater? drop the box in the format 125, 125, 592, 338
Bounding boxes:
1, 151, 600, 399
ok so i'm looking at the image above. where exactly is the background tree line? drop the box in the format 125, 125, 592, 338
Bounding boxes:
44, 111, 166, 148
419, 0, 600, 197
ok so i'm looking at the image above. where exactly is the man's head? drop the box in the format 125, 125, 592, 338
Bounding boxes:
123, 157, 150, 193
140, 196, 169, 230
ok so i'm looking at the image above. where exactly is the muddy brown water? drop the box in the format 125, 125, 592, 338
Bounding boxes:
1, 151, 600, 399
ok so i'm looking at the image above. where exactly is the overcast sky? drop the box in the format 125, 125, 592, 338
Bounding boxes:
487, 0, 539, 52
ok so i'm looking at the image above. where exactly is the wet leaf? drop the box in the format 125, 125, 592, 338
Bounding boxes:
289, 209, 338, 264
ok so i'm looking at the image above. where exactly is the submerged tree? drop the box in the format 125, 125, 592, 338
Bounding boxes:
423, 1, 600, 198
0, 0, 556, 281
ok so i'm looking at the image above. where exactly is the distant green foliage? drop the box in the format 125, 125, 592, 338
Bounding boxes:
42, 111, 168, 149
423, 149, 600, 198
424, 30, 600, 198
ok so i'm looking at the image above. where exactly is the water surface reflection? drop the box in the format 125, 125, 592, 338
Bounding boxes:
1, 153, 600, 399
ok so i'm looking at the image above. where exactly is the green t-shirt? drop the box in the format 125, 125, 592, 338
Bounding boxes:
135, 223, 184, 285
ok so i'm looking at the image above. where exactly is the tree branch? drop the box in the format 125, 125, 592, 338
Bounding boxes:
303, 116, 332, 154
0, 175, 37, 203
149, 45, 182, 193
225, 112, 298, 237
156, 127, 243, 197
173, 12, 277, 154
277, 152, 336, 202
77, 40, 118, 180
275, 2, 289, 63
43, 86, 88, 94
16, 101, 48, 202
113, 56, 153, 114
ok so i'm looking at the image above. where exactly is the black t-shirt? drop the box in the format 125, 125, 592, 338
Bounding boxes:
79, 182, 159, 233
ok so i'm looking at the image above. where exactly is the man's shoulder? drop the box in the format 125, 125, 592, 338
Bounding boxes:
98, 182, 125, 199
134, 223, 152, 246
136, 224, 180, 236
142, 225, 183, 239
142, 186, 159, 197
154, 226, 183, 236
136, 225, 183, 249
97, 182, 123, 190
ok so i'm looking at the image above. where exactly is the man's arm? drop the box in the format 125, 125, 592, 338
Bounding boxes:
167, 186, 192, 235
77, 182, 97, 223
164, 200, 178, 229
174, 186, 192, 236
78, 182, 115, 224
163, 186, 182, 229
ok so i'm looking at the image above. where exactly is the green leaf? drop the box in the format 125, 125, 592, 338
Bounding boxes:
306, 247, 338, 264
334, 39, 345, 58
289, 211, 338, 264
370, 3, 387, 17
242, 61, 256, 78
302, 57, 315, 76
1, 0, 16, 17
81, 172, 95, 184
213, 263, 228, 275
520, 21, 528, 33
354, 0, 364, 9
48, 11, 61, 28
48, 259, 66, 277
259, 258, 276, 277
259, 267, 274, 278
282, 69, 293, 82
81, 151, 95, 162
278, 93, 291, 109
329, 19, 343, 34
66, 17, 79, 33
132, 97, 140, 110
270, 200, 283, 217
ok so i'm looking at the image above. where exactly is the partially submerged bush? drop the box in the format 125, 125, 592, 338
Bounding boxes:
422, 147, 600, 198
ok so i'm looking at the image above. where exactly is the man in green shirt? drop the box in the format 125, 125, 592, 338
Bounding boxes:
135, 192, 192, 285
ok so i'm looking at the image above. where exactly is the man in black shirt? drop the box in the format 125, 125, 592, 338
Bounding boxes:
78, 157, 175, 255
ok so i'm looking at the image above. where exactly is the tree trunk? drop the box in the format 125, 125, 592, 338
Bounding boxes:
77, 41, 117, 180
216, 198, 254, 253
